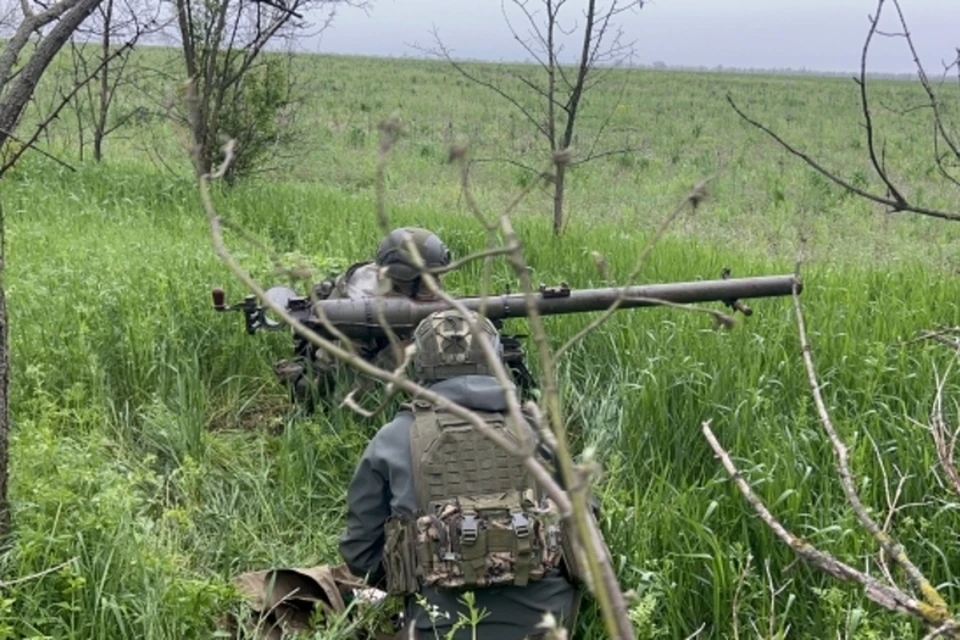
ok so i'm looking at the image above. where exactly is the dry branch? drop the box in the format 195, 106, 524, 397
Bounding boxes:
702, 420, 955, 627
790, 271, 950, 616
727, 95, 960, 223
929, 361, 960, 498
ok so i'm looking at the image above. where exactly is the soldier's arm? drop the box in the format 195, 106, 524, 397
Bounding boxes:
338, 441, 391, 587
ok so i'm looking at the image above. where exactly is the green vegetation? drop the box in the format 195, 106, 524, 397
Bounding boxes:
2, 48, 959, 639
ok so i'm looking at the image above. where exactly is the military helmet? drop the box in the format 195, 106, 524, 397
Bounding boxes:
375, 227, 451, 284
413, 309, 502, 381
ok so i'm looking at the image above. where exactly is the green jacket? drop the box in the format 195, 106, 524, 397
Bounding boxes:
338, 375, 579, 639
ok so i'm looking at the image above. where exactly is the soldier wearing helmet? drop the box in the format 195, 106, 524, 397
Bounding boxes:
338, 309, 582, 639
274, 227, 453, 412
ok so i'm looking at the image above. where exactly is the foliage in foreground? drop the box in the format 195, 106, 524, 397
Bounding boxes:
1, 148, 958, 638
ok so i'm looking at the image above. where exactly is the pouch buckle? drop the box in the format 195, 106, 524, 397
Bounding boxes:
461, 515, 478, 543
511, 512, 530, 538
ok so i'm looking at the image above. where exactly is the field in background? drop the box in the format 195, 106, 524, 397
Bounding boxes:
2, 47, 960, 639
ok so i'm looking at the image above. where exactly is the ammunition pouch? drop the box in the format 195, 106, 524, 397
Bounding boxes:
383, 494, 566, 595
384, 516, 419, 596
558, 521, 586, 585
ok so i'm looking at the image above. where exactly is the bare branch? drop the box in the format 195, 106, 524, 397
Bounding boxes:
856, 0, 909, 205
929, 360, 960, 498
702, 420, 950, 623
890, 0, 960, 167
791, 271, 950, 615
501, 0, 550, 73
683, 623, 707, 640
468, 155, 543, 178
0, 125, 76, 171
727, 94, 960, 223
419, 29, 551, 141
428, 246, 514, 276
0, 557, 78, 588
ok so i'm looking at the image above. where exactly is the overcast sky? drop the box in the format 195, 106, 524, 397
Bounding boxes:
305, 0, 958, 74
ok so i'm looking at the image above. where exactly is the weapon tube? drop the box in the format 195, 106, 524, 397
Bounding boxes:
284, 274, 802, 341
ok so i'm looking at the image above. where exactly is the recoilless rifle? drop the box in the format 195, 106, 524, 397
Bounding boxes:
211, 269, 803, 394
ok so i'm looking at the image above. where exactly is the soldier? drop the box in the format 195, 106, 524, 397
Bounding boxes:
338, 309, 583, 639
274, 227, 452, 412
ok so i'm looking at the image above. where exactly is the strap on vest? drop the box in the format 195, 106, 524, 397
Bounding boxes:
511, 505, 532, 587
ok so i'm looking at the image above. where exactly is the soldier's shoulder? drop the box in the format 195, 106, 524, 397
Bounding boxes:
370, 408, 414, 446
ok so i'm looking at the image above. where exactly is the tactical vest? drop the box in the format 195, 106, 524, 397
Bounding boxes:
383, 400, 567, 596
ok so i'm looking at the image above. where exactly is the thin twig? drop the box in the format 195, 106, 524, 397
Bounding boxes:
0, 557, 78, 588
857, 0, 908, 206
0, 126, 76, 171
930, 359, 960, 497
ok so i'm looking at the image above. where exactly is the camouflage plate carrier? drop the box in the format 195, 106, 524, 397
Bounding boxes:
383, 310, 568, 595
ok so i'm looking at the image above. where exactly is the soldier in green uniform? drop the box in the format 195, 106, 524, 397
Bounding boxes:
274, 227, 453, 412
338, 309, 582, 639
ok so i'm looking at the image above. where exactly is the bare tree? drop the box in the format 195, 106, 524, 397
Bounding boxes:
63, 0, 165, 161
426, 0, 645, 236
164, 0, 366, 183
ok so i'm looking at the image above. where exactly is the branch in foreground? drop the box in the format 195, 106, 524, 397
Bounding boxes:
929, 360, 960, 498
701, 420, 958, 631
429, 151, 637, 639
790, 273, 949, 615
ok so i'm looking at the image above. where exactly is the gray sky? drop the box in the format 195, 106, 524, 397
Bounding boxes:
306, 0, 958, 74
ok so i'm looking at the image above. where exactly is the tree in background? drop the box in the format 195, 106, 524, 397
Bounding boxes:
167, 0, 367, 184
63, 0, 167, 161
428, 0, 645, 236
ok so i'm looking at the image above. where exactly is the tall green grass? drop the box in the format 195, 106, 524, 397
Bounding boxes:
2, 51, 960, 639
3, 153, 959, 639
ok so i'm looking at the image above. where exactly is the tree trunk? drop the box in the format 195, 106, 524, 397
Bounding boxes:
553, 162, 566, 236
0, 203, 9, 541
0, 0, 104, 152
94, 0, 113, 162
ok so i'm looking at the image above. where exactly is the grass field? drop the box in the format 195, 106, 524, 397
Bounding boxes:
2, 44, 960, 639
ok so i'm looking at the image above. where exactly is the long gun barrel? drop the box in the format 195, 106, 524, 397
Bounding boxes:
214, 273, 802, 340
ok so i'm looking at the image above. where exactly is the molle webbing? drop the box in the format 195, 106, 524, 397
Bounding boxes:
408, 400, 532, 509
415, 362, 495, 380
